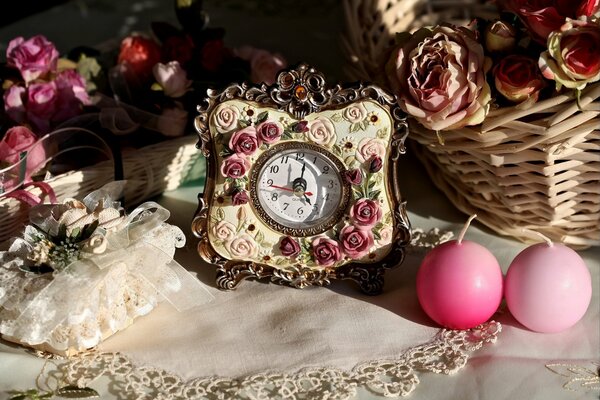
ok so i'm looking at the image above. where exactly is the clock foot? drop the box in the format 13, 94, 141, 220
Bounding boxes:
341, 266, 385, 295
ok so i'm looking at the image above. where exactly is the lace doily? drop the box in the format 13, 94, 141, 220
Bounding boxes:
31, 321, 502, 399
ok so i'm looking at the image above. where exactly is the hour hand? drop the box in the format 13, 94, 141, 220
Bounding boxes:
303, 194, 311, 205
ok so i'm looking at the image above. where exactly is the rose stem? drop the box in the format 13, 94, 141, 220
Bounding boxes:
457, 214, 478, 244
521, 228, 553, 247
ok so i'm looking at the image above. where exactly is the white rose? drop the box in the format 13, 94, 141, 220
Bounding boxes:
212, 221, 237, 242
356, 137, 387, 163
214, 104, 240, 133
377, 226, 394, 246
152, 61, 191, 98
227, 234, 258, 258
307, 117, 336, 147
343, 103, 367, 123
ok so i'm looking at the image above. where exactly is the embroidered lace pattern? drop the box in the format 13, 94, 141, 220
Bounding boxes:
50, 321, 501, 399
545, 362, 600, 392
407, 228, 454, 254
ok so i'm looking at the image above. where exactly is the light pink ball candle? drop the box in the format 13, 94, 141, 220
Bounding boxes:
505, 242, 592, 333
416, 240, 504, 330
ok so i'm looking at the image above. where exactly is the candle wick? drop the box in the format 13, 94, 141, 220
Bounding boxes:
457, 214, 477, 244
521, 228, 553, 247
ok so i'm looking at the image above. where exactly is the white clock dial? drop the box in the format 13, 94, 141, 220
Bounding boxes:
255, 147, 345, 230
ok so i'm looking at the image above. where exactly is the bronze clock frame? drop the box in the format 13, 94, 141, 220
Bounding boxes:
192, 64, 411, 295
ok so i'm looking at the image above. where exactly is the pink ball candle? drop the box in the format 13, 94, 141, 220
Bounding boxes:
505, 236, 592, 333
416, 215, 503, 329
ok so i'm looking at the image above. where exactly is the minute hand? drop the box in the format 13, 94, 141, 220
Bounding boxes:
271, 185, 313, 196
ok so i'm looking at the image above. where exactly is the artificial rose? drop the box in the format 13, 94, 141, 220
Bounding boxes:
232, 189, 250, 205
343, 103, 368, 123
214, 104, 240, 133
494, 55, 546, 102
212, 220, 236, 242
117, 35, 162, 83
3, 85, 27, 125
161, 34, 195, 65
344, 169, 363, 185
157, 106, 188, 137
6, 35, 59, 83
229, 126, 260, 155
539, 17, 600, 90
53, 69, 90, 122
356, 137, 386, 163
220, 153, 250, 178
307, 117, 336, 146
256, 120, 283, 144
377, 226, 394, 246
312, 237, 342, 267
227, 234, 258, 258
201, 39, 228, 72
484, 20, 517, 53
0, 126, 46, 178
499, 0, 600, 44
294, 120, 309, 133
279, 236, 301, 257
339, 225, 374, 259
350, 198, 382, 228
234, 46, 287, 85
153, 61, 191, 98
368, 155, 383, 173
26, 81, 58, 133
387, 24, 491, 131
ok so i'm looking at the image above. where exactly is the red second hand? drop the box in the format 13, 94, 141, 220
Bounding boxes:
270, 184, 313, 196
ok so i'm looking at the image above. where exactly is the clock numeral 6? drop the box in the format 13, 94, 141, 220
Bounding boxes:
297, 207, 304, 215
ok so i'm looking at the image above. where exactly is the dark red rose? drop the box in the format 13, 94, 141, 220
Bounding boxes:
162, 34, 195, 65
232, 189, 249, 205
350, 198, 382, 228
229, 127, 260, 155
368, 155, 383, 173
117, 35, 161, 82
339, 225, 374, 259
220, 154, 250, 178
312, 237, 342, 267
294, 121, 309, 133
201, 39, 228, 72
279, 236, 301, 257
344, 169, 363, 185
494, 55, 545, 102
256, 121, 283, 144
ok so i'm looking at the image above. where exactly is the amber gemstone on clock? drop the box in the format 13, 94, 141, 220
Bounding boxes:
295, 85, 308, 100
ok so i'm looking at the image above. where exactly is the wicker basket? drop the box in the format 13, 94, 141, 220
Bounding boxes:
0, 134, 202, 243
343, 0, 600, 248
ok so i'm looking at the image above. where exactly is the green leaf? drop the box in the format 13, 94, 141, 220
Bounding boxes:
256, 111, 269, 123
219, 147, 234, 157
373, 231, 381, 241
8, 394, 29, 400
330, 113, 343, 122
255, 230, 264, 244
216, 207, 225, 220
352, 187, 363, 200
368, 180, 376, 190
332, 144, 343, 157
350, 123, 359, 133
69, 227, 81, 239
360, 120, 368, 130
369, 190, 381, 200
376, 127, 388, 139
150, 82, 163, 92
81, 220, 99, 240
55, 386, 99, 398
238, 119, 251, 128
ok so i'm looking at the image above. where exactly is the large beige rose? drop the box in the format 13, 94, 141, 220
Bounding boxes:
214, 104, 240, 133
307, 117, 336, 146
226, 234, 258, 258
355, 137, 386, 163
387, 24, 491, 131
212, 221, 236, 242
343, 103, 368, 123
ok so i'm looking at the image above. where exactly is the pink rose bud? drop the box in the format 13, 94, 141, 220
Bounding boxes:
152, 61, 192, 98
234, 46, 287, 85
256, 120, 283, 144
279, 236, 301, 257
229, 126, 260, 155
220, 153, 250, 178
494, 55, 545, 102
350, 198, 382, 228
484, 20, 517, 53
0, 126, 47, 178
312, 237, 342, 267
232, 189, 250, 205
294, 121, 309, 133
339, 225, 374, 259
53, 69, 90, 123
344, 169, 363, 185
368, 155, 383, 173
27, 81, 58, 133
6, 35, 59, 83
3, 85, 27, 125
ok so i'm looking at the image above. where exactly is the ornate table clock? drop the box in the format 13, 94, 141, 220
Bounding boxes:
192, 64, 411, 294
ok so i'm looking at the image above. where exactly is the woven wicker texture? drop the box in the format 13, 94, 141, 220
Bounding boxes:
343, 0, 600, 247
0, 135, 201, 244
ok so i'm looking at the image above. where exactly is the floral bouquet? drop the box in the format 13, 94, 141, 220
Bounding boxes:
0, 182, 213, 356
343, 0, 600, 247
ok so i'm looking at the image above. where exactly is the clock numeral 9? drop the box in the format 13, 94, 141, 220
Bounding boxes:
269, 165, 280, 174
267, 179, 274, 186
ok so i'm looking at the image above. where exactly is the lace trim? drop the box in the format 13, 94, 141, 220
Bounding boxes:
407, 228, 454, 254
34, 321, 502, 399
545, 362, 600, 392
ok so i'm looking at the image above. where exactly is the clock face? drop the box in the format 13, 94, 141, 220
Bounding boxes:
250, 143, 350, 236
